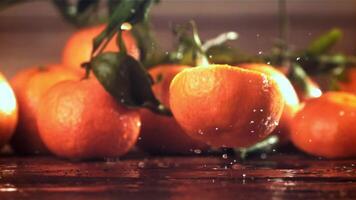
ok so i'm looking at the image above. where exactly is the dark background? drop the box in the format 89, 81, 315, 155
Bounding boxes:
1, 0, 355, 77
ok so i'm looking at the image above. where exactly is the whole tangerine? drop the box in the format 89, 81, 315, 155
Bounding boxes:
10, 65, 79, 154
37, 77, 141, 160
0, 72, 18, 149
138, 65, 209, 154
291, 92, 356, 158
62, 24, 140, 71
169, 64, 284, 148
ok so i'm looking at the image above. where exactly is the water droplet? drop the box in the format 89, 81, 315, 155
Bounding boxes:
194, 149, 202, 154
215, 127, 219, 131
198, 129, 204, 135
296, 57, 301, 61
253, 109, 257, 112
242, 174, 246, 178
266, 61, 271, 65
258, 51, 263, 55
137, 121, 141, 127
339, 110, 345, 116
260, 153, 267, 159
250, 120, 255, 124
138, 161, 145, 168
120, 22, 132, 30
250, 130, 255, 133
222, 154, 228, 159
260, 109, 264, 112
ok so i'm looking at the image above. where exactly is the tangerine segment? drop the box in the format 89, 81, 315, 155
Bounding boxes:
291, 92, 356, 158
37, 78, 140, 159
0, 73, 18, 148
169, 65, 284, 148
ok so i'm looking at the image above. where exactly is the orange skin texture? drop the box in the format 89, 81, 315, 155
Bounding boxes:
0, 72, 18, 148
138, 65, 209, 154
10, 65, 79, 154
169, 64, 285, 148
37, 78, 140, 160
240, 63, 300, 143
62, 24, 140, 71
291, 92, 356, 158
339, 68, 356, 94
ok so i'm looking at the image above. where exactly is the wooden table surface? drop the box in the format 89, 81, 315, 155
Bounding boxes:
0, 152, 355, 200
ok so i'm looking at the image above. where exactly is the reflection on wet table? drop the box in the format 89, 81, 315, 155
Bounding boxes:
0, 153, 355, 200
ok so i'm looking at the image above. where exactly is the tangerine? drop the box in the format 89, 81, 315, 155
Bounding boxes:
10, 65, 79, 154
169, 64, 284, 148
62, 24, 139, 71
37, 77, 141, 160
138, 65, 209, 154
291, 92, 356, 158
0, 72, 18, 149
240, 63, 300, 143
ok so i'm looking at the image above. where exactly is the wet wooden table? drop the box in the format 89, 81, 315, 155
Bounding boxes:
0, 153, 355, 200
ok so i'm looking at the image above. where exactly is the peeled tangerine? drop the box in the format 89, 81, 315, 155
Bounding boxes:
0, 72, 18, 148
291, 92, 356, 158
169, 64, 285, 148
37, 78, 140, 160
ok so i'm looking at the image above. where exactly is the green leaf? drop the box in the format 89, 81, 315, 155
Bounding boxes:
132, 21, 166, 68
235, 135, 279, 159
307, 28, 343, 55
206, 44, 253, 65
53, 0, 103, 27
91, 52, 171, 115
91, 0, 155, 57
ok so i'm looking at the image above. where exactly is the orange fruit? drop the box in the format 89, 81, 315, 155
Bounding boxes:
240, 63, 300, 143
138, 65, 209, 154
339, 68, 356, 94
10, 65, 79, 154
0, 72, 18, 148
169, 64, 284, 148
291, 92, 356, 158
62, 24, 140, 71
37, 77, 141, 160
